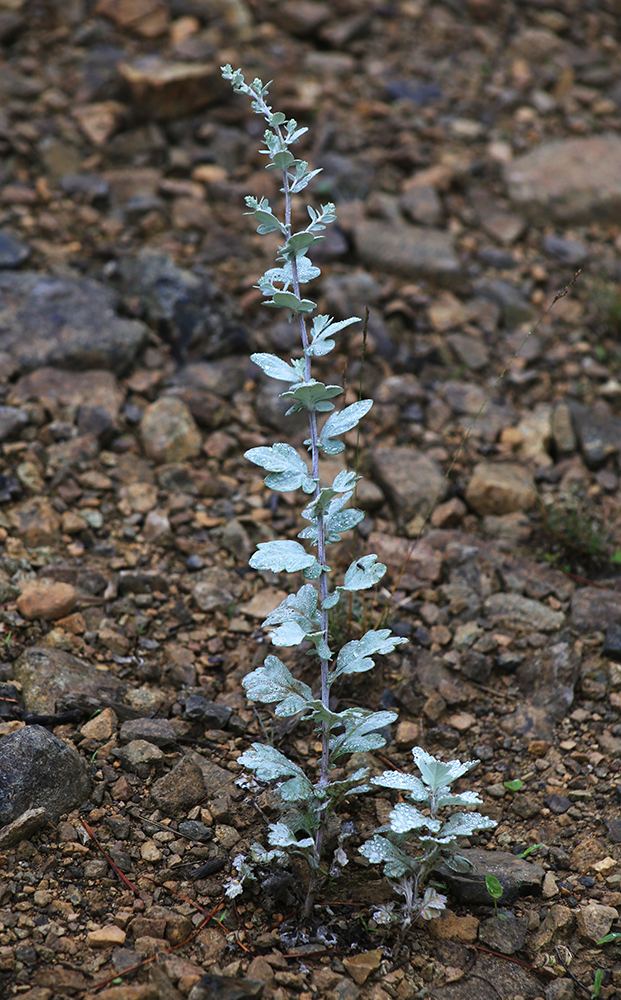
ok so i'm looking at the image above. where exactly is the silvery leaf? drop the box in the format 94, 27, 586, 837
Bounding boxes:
280, 774, 314, 801
249, 540, 317, 574
412, 747, 480, 792
444, 853, 474, 873
238, 743, 308, 784
389, 802, 440, 835
318, 400, 373, 454
242, 655, 313, 716
341, 554, 386, 591
436, 790, 484, 809
281, 379, 343, 414
309, 315, 360, 357
439, 812, 497, 839
250, 352, 303, 383
268, 821, 314, 852
263, 256, 320, 288
370, 770, 429, 802
359, 835, 411, 878
418, 886, 447, 921
333, 629, 409, 680
329, 708, 397, 758
265, 291, 316, 314
244, 443, 314, 493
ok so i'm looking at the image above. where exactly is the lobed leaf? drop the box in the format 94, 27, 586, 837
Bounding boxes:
238, 743, 308, 784
242, 654, 314, 717
438, 812, 497, 839
281, 380, 343, 414
389, 802, 441, 835
359, 835, 412, 879
412, 747, 481, 792
244, 442, 315, 493
333, 629, 409, 680
371, 770, 429, 802
265, 291, 316, 314
318, 399, 373, 454
329, 708, 397, 759
341, 554, 387, 591
308, 315, 360, 357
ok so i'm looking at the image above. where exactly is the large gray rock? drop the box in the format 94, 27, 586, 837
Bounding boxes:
353, 220, 459, 283
483, 593, 564, 633
505, 133, 621, 224
436, 848, 544, 906
14, 646, 126, 715
0, 272, 148, 375
371, 447, 446, 521
0, 725, 92, 826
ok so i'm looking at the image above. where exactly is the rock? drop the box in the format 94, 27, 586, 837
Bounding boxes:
17, 581, 77, 621
506, 133, 621, 224
72, 101, 127, 146
532, 905, 575, 950
542, 234, 589, 265
474, 279, 534, 327
371, 447, 446, 520
342, 949, 383, 986
118, 57, 226, 120
9, 368, 124, 421
570, 837, 607, 873
0, 272, 148, 375
150, 756, 206, 815
436, 849, 544, 906
96, 0, 169, 37
118, 250, 244, 362
478, 912, 528, 954
14, 646, 126, 714
9, 499, 61, 548
353, 220, 459, 283
0, 725, 92, 825
188, 972, 264, 1000
572, 588, 621, 632
483, 593, 564, 633
119, 719, 176, 747
80, 708, 118, 741
576, 903, 618, 944
0, 405, 28, 441
569, 401, 621, 469
428, 910, 479, 942
87, 925, 127, 949
140, 397, 202, 464
551, 402, 576, 455
466, 462, 535, 516
0, 229, 30, 267
192, 566, 236, 613
183, 695, 231, 729
0, 806, 47, 848
400, 185, 444, 226
603, 624, 621, 662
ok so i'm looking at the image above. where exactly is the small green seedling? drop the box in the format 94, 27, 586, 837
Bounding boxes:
520, 842, 546, 860
485, 874, 504, 917
591, 966, 604, 998
503, 778, 523, 792
598, 932, 621, 945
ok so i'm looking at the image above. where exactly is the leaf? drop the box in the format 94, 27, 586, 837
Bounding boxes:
289, 168, 323, 194
388, 802, 439, 835
418, 886, 447, 921
359, 835, 412, 879
242, 655, 314, 716
261, 584, 330, 658
250, 352, 303, 383
329, 708, 397, 758
238, 743, 308, 784
263, 257, 321, 289
438, 812, 497, 839
504, 778, 523, 792
280, 380, 343, 414
285, 231, 317, 254
333, 629, 409, 681
265, 291, 316, 314
309, 315, 360, 357
412, 747, 481, 792
436, 790, 485, 809
370, 770, 429, 803
485, 874, 503, 901
244, 443, 315, 493
249, 539, 317, 574
341, 555, 387, 592
319, 400, 373, 454
268, 821, 314, 852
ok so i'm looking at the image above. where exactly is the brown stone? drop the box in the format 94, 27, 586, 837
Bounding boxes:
17, 581, 77, 621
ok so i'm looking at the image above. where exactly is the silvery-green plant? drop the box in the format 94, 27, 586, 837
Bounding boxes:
360, 748, 496, 930
221, 65, 407, 918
